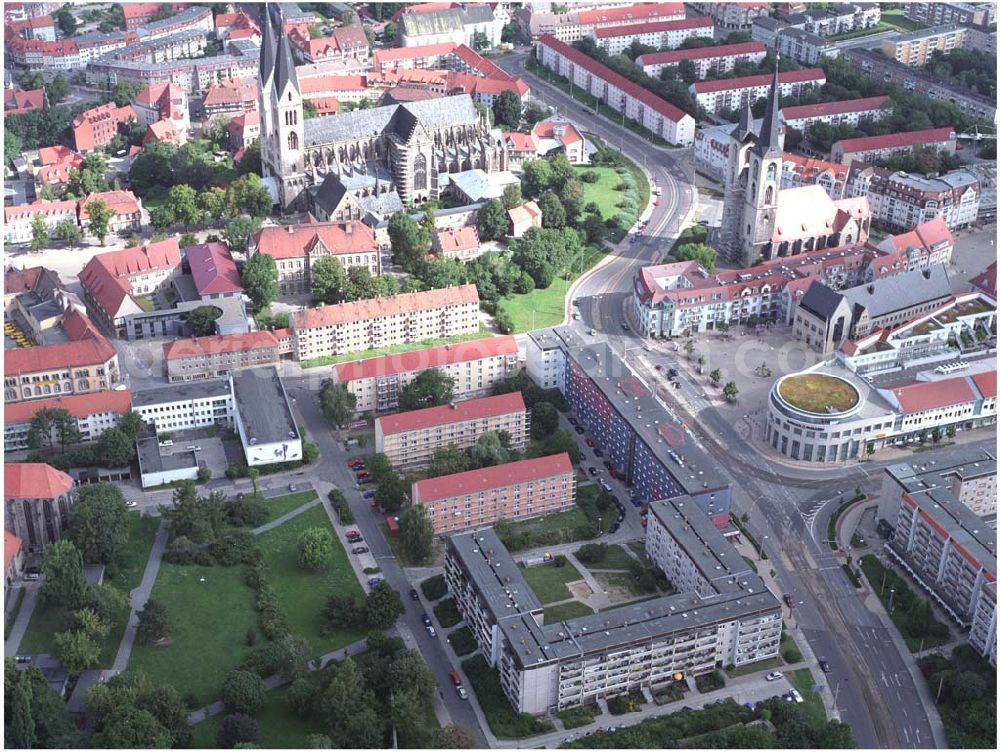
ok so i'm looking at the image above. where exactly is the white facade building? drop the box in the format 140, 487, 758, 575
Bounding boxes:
131, 380, 235, 434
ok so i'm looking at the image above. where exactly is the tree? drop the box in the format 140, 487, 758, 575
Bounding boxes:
40, 541, 86, 608
97, 427, 135, 467
582, 213, 606, 244
576, 543, 608, 563
54, 219, 83, 245
186, 305, 221, 336
136, 599, 170, 641
222, 216, 261, 254
468, 431, 510, 468
310, 255, 347, 304
93, 705, 172, 749
222, 670, 266, 714
388, 212, 430, 272
384, 20, 399, 40
166, 184, 202, 228
365, 582, 405, 630
398, 369, 454, 411
84, 199, 113, 245
543, 428, 582, 465
521, 159, 552, 197
477, 198, 508, 241
8, 670, 36, 749
297, 527, 334, 571
531, 401, 560, 439
216, 713, 260, 749
241, 252, 279, 310
709, 368, 722, 386
247, 468, 260, 496
232, 174, 273, 218
400, 505, 435, 564
375, 472, 409, 513
365, 453, 394, 484
319, 378, 356, 427
673, 242, 717, 271
30, 214, 49, 251
69, 483, 129, 565
429, 444, 471, 477
537, 191, 567, 228
559, 179, 585, 220
502, 183, 523, 210
148, 205, 174, 232
684, 339, 695, 359
54, 629, 99, 675
74, 607, 110, 640
722, 381, 739, 402
492, 89, 522, 128
54, 7, 78, 36
436, 723, 479, 749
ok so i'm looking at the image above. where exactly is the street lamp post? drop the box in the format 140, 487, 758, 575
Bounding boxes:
598, 516, 603, 534
888, 587, 896, 614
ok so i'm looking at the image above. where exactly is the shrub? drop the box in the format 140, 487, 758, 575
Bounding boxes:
576, 543, 608, 563
421, 574, 448, 601
210, 530, 261, 566
216, 713, 260, 748
580, 170, 599, 183
241, 644, 283, 678
286, 677, 315, 718
222, 670, 266, 714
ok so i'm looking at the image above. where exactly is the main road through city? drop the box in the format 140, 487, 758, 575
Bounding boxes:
506, 56, 950, 748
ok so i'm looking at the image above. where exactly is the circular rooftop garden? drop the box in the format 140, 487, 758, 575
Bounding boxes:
777, 373, 860, 415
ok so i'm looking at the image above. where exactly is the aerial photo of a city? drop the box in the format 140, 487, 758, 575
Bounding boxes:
1, 1, 996, 750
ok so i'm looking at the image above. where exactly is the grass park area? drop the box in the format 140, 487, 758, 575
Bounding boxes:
300, 327, 489, 369
255, 490, 319, 523
575, 543, 635, 571
134, 295, 155, 312
519, 560, 583, 604
791, 669, 828, 728
558, 704, 599, 729
462, 654, 554, 739
777, 374, 859, 414
543, 600, 594, 625
191, 686, 321, 748
578, 166, 629, 220
18, 514, 160, 665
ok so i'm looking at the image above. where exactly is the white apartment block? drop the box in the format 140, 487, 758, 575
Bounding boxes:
780, 96, 891, 137
3, 200, 78, 244
525, 328, 570, 390
636, 42, 767, 80
591, 17, 714, 56
690, 69, 826, 115
289, 284, 481, 362
375, 392, 530, 468
131, 379, 234, 433
334, 335, 519, 414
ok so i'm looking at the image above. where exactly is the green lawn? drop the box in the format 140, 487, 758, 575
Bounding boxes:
881, 9, 927, 32
501, 507, 592, 550
446, 626, 478, 656
134, 295, 155, 312
726, 656, 783, 677
574, 543, 635, 571
128, 562, 258, 705
255, 490, 319, 524
519, 561, 583, 604
433, 598, 461, 628
780, 632, 803, 663
300, 328, 489, 369
578, 166, 627, 220
791, 669, 827, 728
595, 571, 654, 598
626, 540, 647, 560
543, 600, 594, 624
18, 514, 160, 666
498, 245, 604, 333
256, 504, 365, 655
191, 686, 322, 748
558, 704, 599, 729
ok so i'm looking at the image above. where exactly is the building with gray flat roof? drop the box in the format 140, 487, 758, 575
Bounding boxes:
231, 366, 302, 466
137, 437, 199, 489
132, 378, 233, 433
445, 511, 781, 713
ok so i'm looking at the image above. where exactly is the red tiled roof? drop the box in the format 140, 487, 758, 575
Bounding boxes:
4, 86, 44, 113
37, 145, 77, 165
4, 333, 117, 377
4, 530, 22, 576
292, 284, 479, 330
392, 2, 458, 21
834, 127, 956, 154
890, 376, 977, 413
538, 35, 690, 125
299, 75, 367, 95
437, 226, 480, 253
3, 199, 77, 223
531, 118, 583, 146
123, 2, 163, 20
133, 81, 184, 109
335, 335, 517, 382
972, 371, 996, 400
203, 78, 258, 107
508, 200, 542, 225
78, 190, 141, 219
373, 41, 457, 67
253, 220, 376, 260
185, 241, 242, 295
637, 41, 765, 67
781, 95, 890, 121
79, 238, 181, 317
579, 3, 684, 25
970, 261, 997, 298
593, 15, 713, 39
144, 119, 179, 144
3, 463, 74, 499
692, 68, 825, 93
885, 217, 954, 256
413, 453, 573, 502
4, 389, 132, 424
60, 308, 103, 342
163, 331, 279, 361
376, 391, 526, 435
504, 131, 537, 152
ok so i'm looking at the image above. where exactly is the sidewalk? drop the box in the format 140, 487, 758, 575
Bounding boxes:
4, 583, 39, 657
110, 521, 168, 675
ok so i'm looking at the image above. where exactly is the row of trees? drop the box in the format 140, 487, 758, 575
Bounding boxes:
26, 408, 144, 470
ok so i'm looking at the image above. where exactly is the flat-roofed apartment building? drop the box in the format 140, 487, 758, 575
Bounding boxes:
290, 284, 480, 361
163, 330, 286, 382
132, 379, 234, 433
444, 511, 781, 713
878, 448, 997, 665
636, 42, 767, 80
881, 24, 967, 67
375, 392, 529, 468
334, 334, 518, 413
412, 453, 574, 534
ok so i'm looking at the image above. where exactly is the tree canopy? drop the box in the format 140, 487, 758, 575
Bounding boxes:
397, 369, 454, 411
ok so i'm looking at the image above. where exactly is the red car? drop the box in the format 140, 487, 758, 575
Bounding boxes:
449, 671, 462, 687
653, 199, 661, 207
585, 437, 595, 447
345, 530, 360, 539
356, 471, 369, 480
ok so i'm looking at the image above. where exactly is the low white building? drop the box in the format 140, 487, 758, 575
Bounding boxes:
525, 328, 571, 390
781, 96, 891, 136
137, 438, 199, 489
132, 379, 235, 434
231, 367, 302, 467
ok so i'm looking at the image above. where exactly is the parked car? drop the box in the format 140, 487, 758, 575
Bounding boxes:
456, 686, 468, 700
409, 588, 419, 601
345, 530, 360, 539
585, 437, 594, 447
621, 322, 630, 331
574, 425, 585, 435
667, 367, 678, 378
14, 655, 31, 664
356, 471, 369, 480
632, 497, 643, 508
421, 613, 432, 627
783, 593, 794, 608
449, 671, 462, 686
654, 364, 663, 371
351, 546, 369, 555
368, 577, 384, 588
819, 659, 831, 674
765, 671, 784, 682
187, 445, 202, 451
603, 460, 613, 471
567, 417, 578, 426
24, 572, 40, 581
288, 484, 297, 492
363, 490, 376, 499
126, 501, 138, 508
593, 449, 604, 457
427, 625, 436, 637
608, 521, 620, 534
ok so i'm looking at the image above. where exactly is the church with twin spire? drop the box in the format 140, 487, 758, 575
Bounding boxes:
257, 4, 507, 215
721, 59, 871, 269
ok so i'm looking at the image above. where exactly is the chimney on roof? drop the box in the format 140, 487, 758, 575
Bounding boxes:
287, 225, 294, 234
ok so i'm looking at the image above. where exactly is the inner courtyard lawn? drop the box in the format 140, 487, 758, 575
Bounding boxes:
519, 561, 583, 604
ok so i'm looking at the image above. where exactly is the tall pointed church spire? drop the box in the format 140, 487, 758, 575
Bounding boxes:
273, 5, 300, 96
736, 98, 755, 141
259, 2, 276, 88
756, 51, 783, 158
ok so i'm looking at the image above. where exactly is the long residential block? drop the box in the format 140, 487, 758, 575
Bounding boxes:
444, 511, 781, 714
780, 95, 891, 136
636, 42, 767, 80
289, 284, 480, 362
831, 127, 958, 165
334, 335, 519, 414
591, 16, 714, 56
412, 453, 575, 534
375, 392, 529, 468
534, 35, 695, 147
881, 24, 967, 67
163, 331, 288, 382
878, 449, 997, 665
690, 68, 826, 115
4, 390, 131, 451
847, 165, 980, 231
